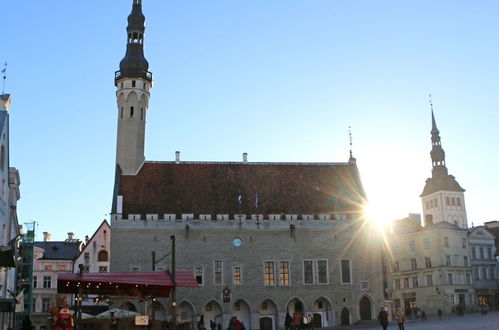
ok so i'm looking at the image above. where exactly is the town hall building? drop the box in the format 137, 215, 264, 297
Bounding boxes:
109, 1, 384, 328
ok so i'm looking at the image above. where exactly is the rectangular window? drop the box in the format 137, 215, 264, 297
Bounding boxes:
44, 265, 53, 271
462, 238, 467, 248
449, 294, 455, 305
409, 240, 416, 252
466, 273, 471, 284
423, 237, 430, 249
57, 265, 67, 271
444, 237, 449, 248
473, 267, 479, 280
481, 267, 487, 280
279, 261, 290, 286
82, 265, 90, 272
360, 281, 369, 291
487, 248, 492, 260
463, 256, 468, 267
131, 267, 139, 272
98, 266, 107, 273
233, 266, 241, 285
341, 260, 351, 284
425, 257, 432, 268
43, 276, 51, 289
42, 298, 51, 313
394, 278, 401, 289
448, 272, 454, 284
411, 259, 417, 270
317, 260, 328, 284
303, 260, 314, 284
411, 276, 419, 288
264, 261, 275, 286
403, 277, 409, 289
479, 247, 484, 259
195, 267, 203, 285
33, 276, 37, 289
446, 255, 451, 266
394, 261, 399, 272
471, 247, 476, 259
426, 274, 433, 286
491, 267, 496, 280
214, 260, 223, 285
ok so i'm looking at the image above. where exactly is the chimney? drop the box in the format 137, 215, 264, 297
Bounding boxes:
67, 232, 75, 240
242, 153, 248, 163
43, 232, 51, 242
175, 151, 180, 164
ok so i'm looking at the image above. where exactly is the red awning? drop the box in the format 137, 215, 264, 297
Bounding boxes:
57, 270, 198, 298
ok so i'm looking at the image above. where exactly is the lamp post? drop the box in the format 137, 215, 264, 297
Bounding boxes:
171, 235, 176, 330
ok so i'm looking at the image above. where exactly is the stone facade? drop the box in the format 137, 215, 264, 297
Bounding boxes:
111, 217, 384, 328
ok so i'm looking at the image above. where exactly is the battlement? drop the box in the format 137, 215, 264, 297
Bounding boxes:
110, 212, 362, 229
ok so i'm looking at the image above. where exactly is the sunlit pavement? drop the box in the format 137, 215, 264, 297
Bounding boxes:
330, 311, 499, 329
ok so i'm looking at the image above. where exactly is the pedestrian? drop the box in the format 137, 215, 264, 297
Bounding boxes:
420, 309, 426, 321
437, 308, 442, 320
377, 307, 388, 330
21, 316, 33, 330
234, 317, 241, 330
293, 312, 301, 330
396, 308, 405, 330
285, 312, 292, 330
210, 320, 216, 330
307, 314, 314, 330
218, 323, 222, 330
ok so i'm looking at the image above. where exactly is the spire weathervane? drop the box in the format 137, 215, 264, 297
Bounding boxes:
1, 62, 7, 95
429, 93, 433, 111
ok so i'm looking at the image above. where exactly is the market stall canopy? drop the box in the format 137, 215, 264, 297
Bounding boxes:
57, 270, 198, 297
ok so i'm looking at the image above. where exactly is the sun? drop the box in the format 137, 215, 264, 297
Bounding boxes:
362, 200, 391, 229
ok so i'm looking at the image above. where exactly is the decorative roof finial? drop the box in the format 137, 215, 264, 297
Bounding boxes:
349, 125, 353, 159
1, 62, 7, 95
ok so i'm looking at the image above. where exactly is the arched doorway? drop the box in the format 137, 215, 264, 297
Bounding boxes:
147, 301, 167, 321
287, 298, 304, 314
312, 297, 333, 327
232, 300, 250, 330
259, 299, 277, 330
177, 301, 195, 327
340, 308, 349, 326
119, 301, 137, 311
359, 296, 372, 320
203, 300, 223, 328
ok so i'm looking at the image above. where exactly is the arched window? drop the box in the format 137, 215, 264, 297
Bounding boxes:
98, 250, 108, 262
0, 146, 4, 171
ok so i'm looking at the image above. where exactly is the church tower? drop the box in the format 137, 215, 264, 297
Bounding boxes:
115, 0, 152, 175
420, 106, 467, 228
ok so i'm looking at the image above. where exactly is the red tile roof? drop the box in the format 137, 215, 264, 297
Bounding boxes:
117, 161, 366, 216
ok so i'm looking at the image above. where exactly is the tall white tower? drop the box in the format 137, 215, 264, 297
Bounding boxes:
420, 107, 467, 228
115, 0, 152, 175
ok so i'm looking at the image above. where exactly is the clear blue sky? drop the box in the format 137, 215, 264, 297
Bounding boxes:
2, 0, 498, 240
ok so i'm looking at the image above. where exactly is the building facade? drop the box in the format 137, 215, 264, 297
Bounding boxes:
0, 93, 22, 330
468, 226, 497, 309
31, 233, 82, 330
110, 1, 385, 328
387, 215, 474, 315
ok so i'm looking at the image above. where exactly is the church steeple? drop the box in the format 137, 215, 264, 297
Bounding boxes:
115, 0, 152, 85
114, 0, 153, 175
429, 103, 448, 178
420, 98, 467, 228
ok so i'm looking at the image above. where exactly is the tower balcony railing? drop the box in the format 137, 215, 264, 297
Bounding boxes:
114, 69, 153, 82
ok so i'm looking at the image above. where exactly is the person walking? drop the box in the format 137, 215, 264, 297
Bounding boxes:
285, 312, 292, 330
437, 308, 442, 320
420, 309, 427, 321
396, 308, 405, 330
377, 307, 389, 330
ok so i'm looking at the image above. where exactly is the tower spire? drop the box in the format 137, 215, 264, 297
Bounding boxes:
428, 98, 447, 178
115, 0, 152, 85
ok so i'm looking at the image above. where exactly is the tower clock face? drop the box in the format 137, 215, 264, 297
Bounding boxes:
232, 237, 242, 247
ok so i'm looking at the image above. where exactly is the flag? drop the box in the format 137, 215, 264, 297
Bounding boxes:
15, 289, 24, 313
255, 194, 259, 208
237, 194, 242, 205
